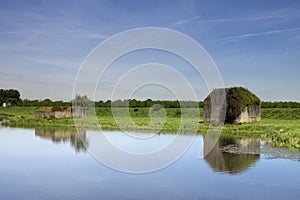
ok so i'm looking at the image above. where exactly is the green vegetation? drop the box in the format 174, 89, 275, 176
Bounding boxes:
1, 107, 300, 148
72, 95, 92, 107
221, 108, 300, 148
0, 89, 21, 105
1, 87, 299, 109
225, 87, 260, 123
51, 106, 69, 112
261, 101, 300, 108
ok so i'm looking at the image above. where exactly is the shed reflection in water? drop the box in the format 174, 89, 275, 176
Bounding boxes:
204, 137, 260, 174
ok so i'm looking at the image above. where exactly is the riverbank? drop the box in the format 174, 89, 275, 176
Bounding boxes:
1, 107, 300, 148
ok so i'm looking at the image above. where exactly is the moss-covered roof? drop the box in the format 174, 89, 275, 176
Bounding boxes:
226, 87, 260, 123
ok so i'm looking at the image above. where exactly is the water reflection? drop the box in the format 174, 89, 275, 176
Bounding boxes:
204, 137, 260, 174
2, 125, 300, 199
35, 128, 88, 152
31, 126, 300, 174
33, 127, 261, 174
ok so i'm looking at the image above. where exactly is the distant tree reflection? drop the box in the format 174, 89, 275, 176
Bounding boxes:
35, 128, 88, 153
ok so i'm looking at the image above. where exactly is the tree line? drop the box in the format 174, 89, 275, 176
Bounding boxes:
17, 99, 300, 108
1, 89, 300, 108
261, 101, 300, 108
20, 98, 203, 108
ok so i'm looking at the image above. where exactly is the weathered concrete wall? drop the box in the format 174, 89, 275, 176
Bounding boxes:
35, 111, 54, 118
35, 107, 87, 118
204, 88, 227, 122
54, 110, 72, 118
235, 105, 261, 123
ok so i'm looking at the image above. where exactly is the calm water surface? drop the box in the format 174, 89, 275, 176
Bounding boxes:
1, 125, 300, 200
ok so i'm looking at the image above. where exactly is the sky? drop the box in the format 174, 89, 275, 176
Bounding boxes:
0, 0, 300, 101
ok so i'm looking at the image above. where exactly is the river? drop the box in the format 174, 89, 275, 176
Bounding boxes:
0, 125, 300, 200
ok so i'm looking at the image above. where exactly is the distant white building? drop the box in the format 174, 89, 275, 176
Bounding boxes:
2, 102, 14, 107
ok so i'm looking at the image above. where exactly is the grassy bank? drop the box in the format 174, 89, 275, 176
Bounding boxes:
222, 108, 300, 148
1, 107, 300, 148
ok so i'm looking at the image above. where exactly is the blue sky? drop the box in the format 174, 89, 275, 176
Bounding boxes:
0, 0, 300, 101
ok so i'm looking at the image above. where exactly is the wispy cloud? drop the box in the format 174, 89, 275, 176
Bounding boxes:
169, 15, 201, 27
169, 14, 300, 28
200, 15, 298, 23
219, 27, 300, 43
23, 56, 80, 71
67, 31, 108, 40
0, 29, 108, 40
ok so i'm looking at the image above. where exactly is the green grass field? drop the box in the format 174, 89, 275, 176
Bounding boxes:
1, 107, 300, 148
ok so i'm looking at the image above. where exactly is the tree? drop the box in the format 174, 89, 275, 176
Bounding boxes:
0, 89, 21, 105
41, 98, 52, 106
72, 95, 92, 107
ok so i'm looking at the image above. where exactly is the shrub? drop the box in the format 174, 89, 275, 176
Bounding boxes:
51, 106, 68, 112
